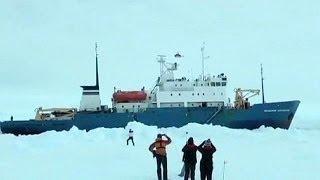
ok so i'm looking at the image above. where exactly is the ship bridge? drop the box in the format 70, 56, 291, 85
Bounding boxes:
150, 56, 227, 108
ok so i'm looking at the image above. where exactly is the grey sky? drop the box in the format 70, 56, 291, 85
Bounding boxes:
0, 0, 319, 120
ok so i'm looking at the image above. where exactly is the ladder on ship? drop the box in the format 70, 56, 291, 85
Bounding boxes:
206, 106, 223, 124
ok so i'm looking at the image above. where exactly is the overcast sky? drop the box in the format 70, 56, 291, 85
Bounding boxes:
0, 0, 319, 120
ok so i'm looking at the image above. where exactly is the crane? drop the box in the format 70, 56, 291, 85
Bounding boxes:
35, 107, 77, 120
234, 88, 260, 109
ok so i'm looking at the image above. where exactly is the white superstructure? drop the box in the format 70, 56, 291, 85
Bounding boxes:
150, 55, 227, 108
113, 54, 228, 112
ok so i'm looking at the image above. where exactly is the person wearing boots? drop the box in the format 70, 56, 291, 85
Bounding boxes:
149, 134, 172, 180
127, 129, 135, 146
182, 137, 197, 180
197, 139, 216, 180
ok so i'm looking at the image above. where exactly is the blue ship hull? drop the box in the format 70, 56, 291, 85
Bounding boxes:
0, 100, 300, 135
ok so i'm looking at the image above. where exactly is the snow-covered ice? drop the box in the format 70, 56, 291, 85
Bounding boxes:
0, 118, 319, 180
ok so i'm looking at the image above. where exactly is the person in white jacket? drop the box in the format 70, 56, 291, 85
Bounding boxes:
127, 129, 135, 146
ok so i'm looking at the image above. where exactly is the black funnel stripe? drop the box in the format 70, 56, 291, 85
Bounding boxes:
83, 91, 99, 95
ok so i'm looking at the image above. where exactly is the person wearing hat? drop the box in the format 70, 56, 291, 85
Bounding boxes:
182, 137, 198, 180
197, 139, 216, 180
149, 134, 172, 180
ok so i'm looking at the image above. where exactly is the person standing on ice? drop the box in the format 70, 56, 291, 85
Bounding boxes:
197, 139, 216, 180
127, 129, 135, 146
182, 137, 197, 180
178, 131, 189, 177
149, 134, 172, 180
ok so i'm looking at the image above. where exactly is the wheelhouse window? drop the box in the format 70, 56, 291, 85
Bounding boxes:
216, 82, 221, 86
210, 82, 215, 86
222, 82, 227, 86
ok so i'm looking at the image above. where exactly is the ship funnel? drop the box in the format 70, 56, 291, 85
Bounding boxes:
79, 43, 101, 111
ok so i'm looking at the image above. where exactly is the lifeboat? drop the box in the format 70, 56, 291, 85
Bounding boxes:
113, 91, 147, 103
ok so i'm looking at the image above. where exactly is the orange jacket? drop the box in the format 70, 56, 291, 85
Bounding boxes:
149, 137, 171, 156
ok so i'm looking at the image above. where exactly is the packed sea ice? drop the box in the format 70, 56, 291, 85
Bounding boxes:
0, 117, 319, 180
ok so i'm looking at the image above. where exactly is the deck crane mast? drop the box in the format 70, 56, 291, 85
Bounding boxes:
234, 88, 260, 109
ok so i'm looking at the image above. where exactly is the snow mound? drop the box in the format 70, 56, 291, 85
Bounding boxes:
0, 122, 318, 180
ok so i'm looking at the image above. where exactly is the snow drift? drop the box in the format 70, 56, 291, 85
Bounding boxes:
0, 121, 318, 180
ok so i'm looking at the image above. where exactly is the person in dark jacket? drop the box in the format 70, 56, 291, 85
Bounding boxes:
197, 139, 216, 180
182, 137, 197, 180
149, 134, 172, 180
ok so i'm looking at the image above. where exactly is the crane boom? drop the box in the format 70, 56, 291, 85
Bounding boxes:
234, 88, 260, 109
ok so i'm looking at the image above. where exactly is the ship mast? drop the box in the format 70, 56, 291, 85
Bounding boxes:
201, 42, 210, 80
261, 63, 265, 104
95, 42, 99, 87
158, 55, 166, 77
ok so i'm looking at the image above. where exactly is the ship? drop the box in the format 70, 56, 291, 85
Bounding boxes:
0, 44, 300, 135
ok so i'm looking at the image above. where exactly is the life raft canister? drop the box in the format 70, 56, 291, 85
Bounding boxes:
113, 91, 147, 103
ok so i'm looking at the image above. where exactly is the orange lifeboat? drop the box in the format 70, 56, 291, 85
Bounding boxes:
113, 91, 147, 103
